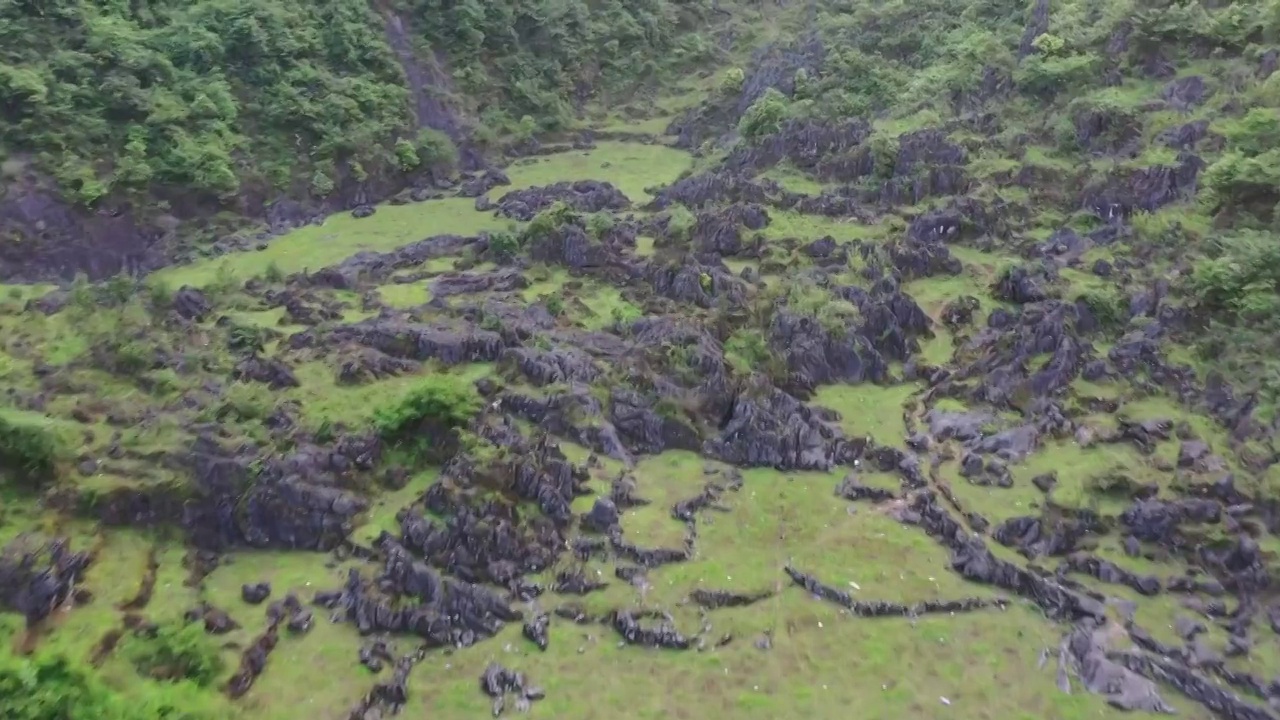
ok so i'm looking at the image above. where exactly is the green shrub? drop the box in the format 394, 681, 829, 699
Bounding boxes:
0, 416, 61, 488
719, 67, 745, 96
374, 376, 482, 445
95, 337, 154, 376
586, 212, 615, 238
1015, 52, 1099, 97
738, 88, 790, 142
1077, 289, 1127, 329
724, 330, 771, 374
262, 261, 285, 284
394, 138, 421, 171
310, 169, 336, 198
545, 295, 565, 317
0, 648, 220, 720
1191, 232, 1280, 318
417, 128, 457, 170
487, 230, 523, 261
664, 206, 696, 243
121, 623, 223, 687
147, 279, 174, 310
610, 303, 642, 327
522, 202, 577, 243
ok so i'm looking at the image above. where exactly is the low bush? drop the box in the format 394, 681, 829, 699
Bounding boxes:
0, 416, 61, 488
121, 622, 223, 687
374, 376, 483, 453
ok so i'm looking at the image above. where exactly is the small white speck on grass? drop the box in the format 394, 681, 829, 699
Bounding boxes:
817, 621, 824, 628
848, 581, 860, 590
940, 697, 951, 706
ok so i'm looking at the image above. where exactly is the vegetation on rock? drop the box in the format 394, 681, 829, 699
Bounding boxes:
7, 0, 1280, 719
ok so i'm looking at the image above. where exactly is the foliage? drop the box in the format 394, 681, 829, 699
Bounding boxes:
1190, 231, 1280, 319
724, 329, 771, 374
719, 67, 745, 96
1015, 50, 1099, 97
738, 88, 790, 142
394, 138, 421, 171
1203, 109, 1280, 219
0, 415, 61, 488
486, 230, 523, 262
0, 0, 412, 204
416, 128, 457, 170
1077, 288, 1128, 329
586, 211, 615, 238
373, 375, 482, 444
121, 623, 224, 687
0, 648, 218, 720
664, 205, 697, 243
521, 201, 578, 244
407, 0, 716, 126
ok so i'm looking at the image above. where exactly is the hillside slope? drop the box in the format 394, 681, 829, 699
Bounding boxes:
4, 1, 1280, 719
0, 0, 736, 280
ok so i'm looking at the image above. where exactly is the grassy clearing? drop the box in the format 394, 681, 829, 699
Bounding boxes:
762, 211, 884, 243
154, 142, 690, 289
811, 383, 919, 445
376, 281, 432, 308
198, 550, 369, 720
157, 199, 505, 287
760, 165, 828, 195
499, 142, 694, 203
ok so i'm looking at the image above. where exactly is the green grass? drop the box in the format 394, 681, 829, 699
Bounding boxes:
197, 549, 369, 720
498, 142, 694, 203
762, 212, 884, 243
811, 383, 919, 444
378, 455, 1134, 720
154, 142, 691, 289
376, 282, 432, 308
760, 165, 828, 195
156, 198, 505, 287
286, 361, 495, 426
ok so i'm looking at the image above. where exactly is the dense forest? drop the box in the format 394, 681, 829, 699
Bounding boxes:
5, 0, 1280, 718
0, 0, 717, 203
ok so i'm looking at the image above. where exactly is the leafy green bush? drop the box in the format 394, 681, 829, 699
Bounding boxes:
522, 202, 578, 243
0, 648, 220, 720
394, 138, 421, 171
1077, 289, 1127, 329
738, 88, 790, 142
487, 230, 523, 261
373, 376, 482, 445
664, 206, 696, 243
121, 623, 223, 687
417, 128, 457, 170
0, 415, 61, 488
719, 67, 745, 96
1015, 51, 1099, 97
310, 170, 336, 198
724, 330, 771, 374
1190, 232, 1280, 318
586, 212, 615, 238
